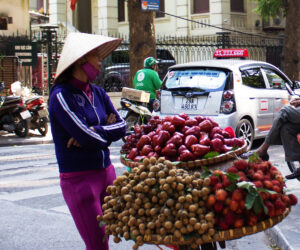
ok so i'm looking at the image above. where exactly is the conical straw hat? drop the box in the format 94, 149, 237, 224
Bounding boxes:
54, 32, 122, 82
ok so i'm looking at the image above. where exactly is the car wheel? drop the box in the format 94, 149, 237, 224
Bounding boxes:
104, 77, 123, 92
235, 119, 254, 150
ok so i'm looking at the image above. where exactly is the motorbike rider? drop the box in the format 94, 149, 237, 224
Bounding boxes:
133, 57, 162, 111
247, 98, 300, 179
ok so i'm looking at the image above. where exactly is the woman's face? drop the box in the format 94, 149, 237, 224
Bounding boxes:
84, 48, 103, 70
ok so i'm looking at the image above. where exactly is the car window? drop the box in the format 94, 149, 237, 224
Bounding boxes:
241, 68, 266, 89
157, 50, 175, 60
165, 69, 227, 90
262, 68, 286, 89
111, 50, 129, 63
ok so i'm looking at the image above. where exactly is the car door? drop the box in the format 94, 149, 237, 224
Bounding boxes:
240, 67, 274, 135
261, 67, 290, 118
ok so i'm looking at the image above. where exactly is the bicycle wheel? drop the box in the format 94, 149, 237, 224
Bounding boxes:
287, 161, 300, 181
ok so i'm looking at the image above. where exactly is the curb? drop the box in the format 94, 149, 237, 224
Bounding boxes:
0, 138, 53, 147
265, 226, 294, 250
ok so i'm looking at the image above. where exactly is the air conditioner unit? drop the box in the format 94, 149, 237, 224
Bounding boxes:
263, 12, 285, 30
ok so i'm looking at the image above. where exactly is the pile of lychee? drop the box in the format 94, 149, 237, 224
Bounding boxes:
206, 158, 298, 230
98, 157, 218, 249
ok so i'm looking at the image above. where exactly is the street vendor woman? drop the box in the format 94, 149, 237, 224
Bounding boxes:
48, 32, 126, 250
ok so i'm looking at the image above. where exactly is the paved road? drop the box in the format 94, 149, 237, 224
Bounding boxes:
0, 141, 283, 250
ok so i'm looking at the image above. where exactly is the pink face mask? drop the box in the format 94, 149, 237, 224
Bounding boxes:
81, 62, 100, 81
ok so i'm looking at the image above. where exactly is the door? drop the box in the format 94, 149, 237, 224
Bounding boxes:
261, 67, 290, 118
240, 67, 274, 134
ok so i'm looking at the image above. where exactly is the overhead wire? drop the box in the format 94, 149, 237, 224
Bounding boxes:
157, 10, 283, 40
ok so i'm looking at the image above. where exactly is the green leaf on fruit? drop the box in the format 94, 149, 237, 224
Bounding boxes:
259, 195, 269, 215
248, 152, 259, 162
130, 232, 136, 241
203, 151, 220, 159
237, 181, 255, 190
226, 172, 240, 183
226, 184, 236, 192
201, 166, 212, 178
253, 196, 262, 214
172, 161, 181, 166
245, 192, 257, 210
99, 221, 106, 227
257, 187, 277, 194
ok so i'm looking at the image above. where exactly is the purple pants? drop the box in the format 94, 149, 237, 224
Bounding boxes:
60, 165, 116, 250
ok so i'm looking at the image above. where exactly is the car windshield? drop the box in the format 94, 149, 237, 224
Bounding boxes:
165, 69, 228, 90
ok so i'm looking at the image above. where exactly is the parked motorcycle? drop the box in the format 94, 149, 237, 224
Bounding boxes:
0, 82, 30, 137
10, 81, 49, 136
118, 97, 152, 139
25, 96, 49, 136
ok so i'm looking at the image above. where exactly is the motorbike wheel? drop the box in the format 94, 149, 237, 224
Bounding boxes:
287, 161, 300, 181
37, 117, 49, 136
14, 116, 29, 138
122, 113, 140, 142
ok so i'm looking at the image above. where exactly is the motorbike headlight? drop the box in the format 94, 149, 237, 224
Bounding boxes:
153, 99, 160, 112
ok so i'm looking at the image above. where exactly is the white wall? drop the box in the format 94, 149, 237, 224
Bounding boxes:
0, 0, 30, 36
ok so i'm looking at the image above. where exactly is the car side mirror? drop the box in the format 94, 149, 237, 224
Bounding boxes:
285, 82, 295, 95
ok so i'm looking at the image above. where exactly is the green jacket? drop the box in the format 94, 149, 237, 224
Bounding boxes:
133, 68, 162, 100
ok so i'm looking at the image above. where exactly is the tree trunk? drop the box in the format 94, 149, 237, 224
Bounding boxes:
282, 0, 300, 81
128, 0, 156, 87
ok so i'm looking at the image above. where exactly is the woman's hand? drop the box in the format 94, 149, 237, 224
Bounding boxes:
67, 137, 81, 148
290, 98, 300, 108
106, 113, 116, 125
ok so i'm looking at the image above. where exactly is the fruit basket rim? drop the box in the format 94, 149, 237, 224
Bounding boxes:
121, 141, 248, 169
138, 207, 290, 245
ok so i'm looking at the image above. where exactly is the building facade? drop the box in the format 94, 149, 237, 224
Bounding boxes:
0, 0, 30, 35
47, 0, 285, 40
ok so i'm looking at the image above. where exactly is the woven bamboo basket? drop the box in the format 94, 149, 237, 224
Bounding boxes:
138, 207, 290, 246
121, 141, 248, 169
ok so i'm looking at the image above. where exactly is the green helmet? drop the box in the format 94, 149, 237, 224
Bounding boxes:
144, 57, 157, 68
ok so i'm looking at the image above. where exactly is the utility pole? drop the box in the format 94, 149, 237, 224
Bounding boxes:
128, 0, 157, 87
41, 25, 58, 95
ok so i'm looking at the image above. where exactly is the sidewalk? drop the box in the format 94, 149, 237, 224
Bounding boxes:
0, 131, 299, 250
0, 126, 53, 147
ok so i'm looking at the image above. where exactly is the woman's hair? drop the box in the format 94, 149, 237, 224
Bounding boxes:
53, 65, 74, 85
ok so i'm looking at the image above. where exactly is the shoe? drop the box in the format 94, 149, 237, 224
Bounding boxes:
240, 151, 269, 161
286, 169, 300, 180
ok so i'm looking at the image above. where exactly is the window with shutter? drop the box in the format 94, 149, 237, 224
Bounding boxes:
155, 0, 165, 18
193, 0, 209, 14
231, 0, 244, 12
118, 0, 125, 22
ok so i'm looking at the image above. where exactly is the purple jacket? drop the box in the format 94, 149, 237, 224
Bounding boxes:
49, 83, 126, 173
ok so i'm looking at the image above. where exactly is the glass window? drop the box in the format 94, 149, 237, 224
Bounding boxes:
155, 0, 165, 18
263, 68, 287, 89
193, 0, 209, 14
231, 0, 244, 12
165, 69, 227, 90
111, 50, 129, 64
157, 49, 174, 60
241, 68, 266, 89
118, 0, 125, 22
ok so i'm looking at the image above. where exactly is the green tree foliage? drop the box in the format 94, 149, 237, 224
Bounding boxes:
253, 0, 287, 19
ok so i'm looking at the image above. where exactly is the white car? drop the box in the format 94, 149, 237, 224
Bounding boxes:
152, 49, 297, 149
